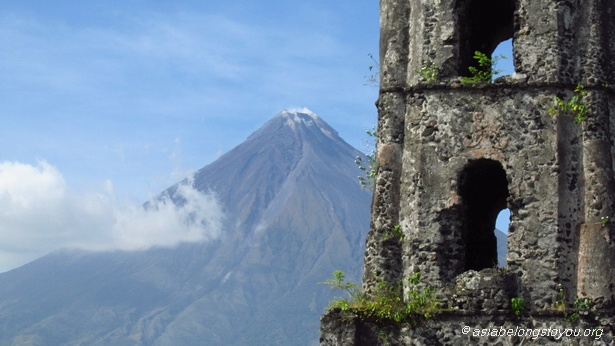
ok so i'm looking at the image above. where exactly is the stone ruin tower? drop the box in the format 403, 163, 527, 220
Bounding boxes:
321, 0, 615, 344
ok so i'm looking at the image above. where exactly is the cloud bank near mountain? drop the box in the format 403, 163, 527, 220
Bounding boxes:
0, 160, 224, 272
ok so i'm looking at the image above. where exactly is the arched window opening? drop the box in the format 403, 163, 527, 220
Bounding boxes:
457, 0, 515, 77
458, 159, 509, 271
495, 208, 510, 267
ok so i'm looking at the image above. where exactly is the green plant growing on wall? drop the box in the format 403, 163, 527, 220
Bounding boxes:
355, 126, 378, 189
319, 270, 363, 311
364, 279, 406, 322
567, 312, 580, 323
460, 51, 505, 85
416, 62, 439, 83
551, 285, 594, 323
377, 330, 388, 340
548, 84, 588, 123
554, 284, 567, 312
357, 53, 380, 189
384, 224, 404, 242
364, 53, 380, 87
565, 298, 592, 323
574, 298, 591, 310
377, 330, 393, 346
511, 297, 525, 317
321, 271, 440, 326
405, 272, 439, 320
601, 216, 610, 226
357, 53, 379, 189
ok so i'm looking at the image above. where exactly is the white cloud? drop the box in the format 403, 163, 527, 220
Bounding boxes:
0, 160, 224, 273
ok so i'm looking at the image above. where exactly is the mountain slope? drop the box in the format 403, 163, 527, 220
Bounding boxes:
495, 228, 507, 267
0, 110, 372, 345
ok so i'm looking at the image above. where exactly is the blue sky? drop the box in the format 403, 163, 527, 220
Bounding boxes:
1, 1, 380, 198
0, 1, 513, 271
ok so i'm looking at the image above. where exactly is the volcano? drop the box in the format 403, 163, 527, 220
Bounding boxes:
0, 109, 372, 345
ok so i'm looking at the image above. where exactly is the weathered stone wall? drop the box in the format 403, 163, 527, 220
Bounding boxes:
400, 84, 582, 307
321, 308, 615, 346
364, 0, 615, 306
361, 0, 409, 293
323, 0, 615, 344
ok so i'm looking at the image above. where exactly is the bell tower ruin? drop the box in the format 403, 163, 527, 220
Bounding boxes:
322, 0, 615, 344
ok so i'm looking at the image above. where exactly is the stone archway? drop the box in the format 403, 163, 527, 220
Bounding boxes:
456, 0, 516, 76
458, 159, 509, 271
